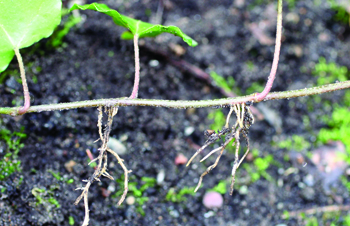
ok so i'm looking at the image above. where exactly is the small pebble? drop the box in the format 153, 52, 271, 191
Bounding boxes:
175, 153, 188, 165
107, 137, 127, 155
126, 196, 135, 205
101, 188, 111, 197
64, 160, 76, 173
303, 174, 314, 187
238, 185, 248, 195
157, 169, 165, 185
107, 184, 115, 193
149, 59, 159, 67
300, 187, 315, 201
170, 210, 179, 218
184, 127, 195, 136
204, 211, 215, 218
203, 191, 223, 209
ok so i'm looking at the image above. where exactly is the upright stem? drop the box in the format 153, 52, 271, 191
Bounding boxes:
129, 34, 140, 99
254, 0, 283, 102
14, 48, 30, 115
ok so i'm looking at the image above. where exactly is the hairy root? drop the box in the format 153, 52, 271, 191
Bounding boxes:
75, 106, 130, 226
187, 101, 254, 194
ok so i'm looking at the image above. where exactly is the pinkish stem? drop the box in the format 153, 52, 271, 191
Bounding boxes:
14, 48, 31, 115
254, 0, 283, 102
129, 34, 140, 99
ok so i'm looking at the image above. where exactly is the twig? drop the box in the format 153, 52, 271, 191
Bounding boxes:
283, 205, 350, 219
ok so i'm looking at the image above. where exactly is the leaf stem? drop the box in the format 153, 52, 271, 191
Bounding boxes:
1, 81, 349, 116
254, 0, 283, 102
129, 34, 140, 99
14, 48, 30, 115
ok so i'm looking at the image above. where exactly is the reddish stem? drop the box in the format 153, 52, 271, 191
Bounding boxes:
14, 48, 31, 115
129, 34, 140, 99
254, 0, 283, 102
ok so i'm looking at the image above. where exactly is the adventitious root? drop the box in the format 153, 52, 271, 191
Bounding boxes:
74, 106, 131, 226
187, 102, 254, 194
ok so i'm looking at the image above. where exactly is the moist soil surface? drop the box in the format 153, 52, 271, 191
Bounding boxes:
1, 0, 350, 225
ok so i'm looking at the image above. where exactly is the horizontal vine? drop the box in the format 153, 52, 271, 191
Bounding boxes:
1, 80, 349, 116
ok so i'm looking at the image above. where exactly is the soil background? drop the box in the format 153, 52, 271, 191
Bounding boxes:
1, 0, 350, 225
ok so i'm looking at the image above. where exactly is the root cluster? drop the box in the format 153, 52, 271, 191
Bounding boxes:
74, 106, 130, 226
186, 102, 255, 194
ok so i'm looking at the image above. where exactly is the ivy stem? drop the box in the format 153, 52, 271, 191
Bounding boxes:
1, 81, 349, 116
14, 48, 30, 115
129, 34, 140, 99
254, 0, 283, 102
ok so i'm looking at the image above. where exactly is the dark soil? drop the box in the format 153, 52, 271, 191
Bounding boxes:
1, 0, 350, 225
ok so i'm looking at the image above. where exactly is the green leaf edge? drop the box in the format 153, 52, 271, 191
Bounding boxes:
0, 0, 62, 73
69, 3, 198, 47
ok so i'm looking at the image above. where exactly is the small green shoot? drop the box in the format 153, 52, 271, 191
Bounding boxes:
48, 169, 62, 181
70, 3, 197, 47
305, 216, 318, 226
242, 149, 275, 183
166, 186, 196, 202
208, 109, 226, 132
32, 185, 61, 208
209, 180, 227, 194
276, 135, 311, 151
246, 81, 264, 95
69, 216, 75, 225
113, 176, 156, 215
318, 107, 350, 163
48, 170, 74, 184
313, 57, 349, 86
0, 127, 26, 181
327, 0, 350, 25
209, 71, 236, 94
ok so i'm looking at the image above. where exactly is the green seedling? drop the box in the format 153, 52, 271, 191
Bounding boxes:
69, 216, 75, 225
209, 71, 236, 94
209, 180, 227, 194
276, 135, 311, 152
305, 216, 318, 226
48, 169, 74, 184
32, 185, 61, 208
0, 127, 26, 181
242, 149, 275, 183
318, 107, 350, 163
313, 57, 349, 86
166, 186, 196, 203
327, 0, 350, 25
246, 81, 264, 95
208, 109, 226, 132
113, 176, 156, 215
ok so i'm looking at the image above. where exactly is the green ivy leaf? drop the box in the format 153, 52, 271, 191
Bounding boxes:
0, 0, 62, 73
70, 3, 198, 47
